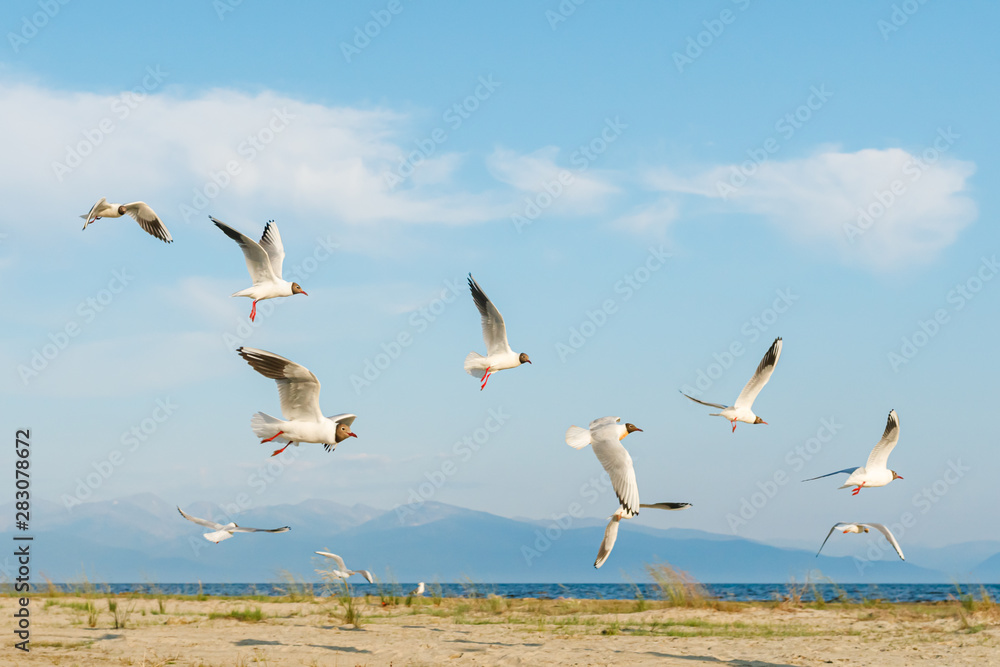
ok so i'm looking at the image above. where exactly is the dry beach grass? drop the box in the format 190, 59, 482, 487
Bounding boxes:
2, 576, 999, 666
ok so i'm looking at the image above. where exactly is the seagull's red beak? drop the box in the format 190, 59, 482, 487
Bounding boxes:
760, 420, 768, 425
525, 360, 532, 364
349, 432, 358, 438
634, 428, 643, 432
300, 290, 308, 296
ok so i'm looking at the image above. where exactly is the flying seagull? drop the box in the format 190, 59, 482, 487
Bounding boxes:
237, 347, 358, 456
681, 337, 782, 432
177, 506, 289, 543
816, 522, 905, 561
464, 274, 530, 390
595, 502, 692, 569
211, 216, 307, 321
565, 416, 643, 517
803, 410, 902, 495
315, 551, 375, 583
80, 197, 173, 243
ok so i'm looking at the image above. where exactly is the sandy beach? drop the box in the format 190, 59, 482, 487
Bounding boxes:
4, 593, 998, 666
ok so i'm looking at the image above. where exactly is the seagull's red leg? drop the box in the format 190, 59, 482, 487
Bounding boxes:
271, 442, 292, 457
731, 420, 737, 433
250, 300, 258, 321
852, 482, 865, 496
260, 430, 284, 443
480, 367, 492, 391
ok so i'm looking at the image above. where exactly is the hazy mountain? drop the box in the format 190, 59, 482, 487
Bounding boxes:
0, 495, 989, 585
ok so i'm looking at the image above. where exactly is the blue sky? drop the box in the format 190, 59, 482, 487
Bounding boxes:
3, 1, 998, 560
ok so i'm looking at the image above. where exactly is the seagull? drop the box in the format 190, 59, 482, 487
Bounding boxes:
681, 337, 782, 432
315, 552, 375, 583
177, 507, 289, 543
595, 502, 692, 569
210, 216, 307, 321
803, 410, 902, 495
80, 197, 173, 243
237, 347, 358, 457
816, 522, 905, 561
410, 582, 425, 596
565, 416, 643, 517
464, 274, 530, 390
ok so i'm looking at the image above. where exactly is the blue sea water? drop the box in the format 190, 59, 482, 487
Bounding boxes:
40, 582, 1000, 603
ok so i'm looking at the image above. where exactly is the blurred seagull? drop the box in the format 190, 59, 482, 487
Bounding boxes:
211, 216, 307, 321
237, 347, 357, 456
803, 410, 903, 495
816, 522, 905, 561
595, 502, 692, 569
315, 551, 375, 583
177, 507, 289, 543
464, 274, 530, 390
410, 582, 425, 596
681, 337, 782, 432
80, 197, 173, 243
565, 416, 643, 517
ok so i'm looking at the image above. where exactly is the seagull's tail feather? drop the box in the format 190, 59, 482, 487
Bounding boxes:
231, 287, 256, 298
565, 425, 592, 450
250, 412, 288, 442
464, 351, 487, 378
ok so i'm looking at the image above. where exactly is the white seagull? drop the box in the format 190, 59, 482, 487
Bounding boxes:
595, 502, 692, 569
464, 274, 530, 390
803, 410, 903, 496
565, 416, 643, 517
80, 197, 173, 243
816, 522, 905, 561
410, 582, 425, 596
681, 337, 783, 432
177, 507, 290, 543
211, 216, 307, 322
315, 551, 375, 583
237, 347, 358, 457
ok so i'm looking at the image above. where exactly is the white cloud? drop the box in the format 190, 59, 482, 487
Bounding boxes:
486, 146, 620, 213
646, 148, 977, 269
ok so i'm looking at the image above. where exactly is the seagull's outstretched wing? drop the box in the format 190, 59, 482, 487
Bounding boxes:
354, 569, 375, 583
862, 523, 905, 560
211, 216, 278, 285
594, 513, 621, 569
802, 468, 859, 482
639, 502, 692, 510
123, 202, 173, 243
258, 221, 285, 280
679, 391, 728, 410
82, 197, 107, 229
315, 551, 348, 571
237, 347, 324, 422
865, 410, 900, 472
734, 337, 782, 409
177, 506, 224, 531
816, 522, 851, 556
468, 274, 512, 357
231, 524, 290, 534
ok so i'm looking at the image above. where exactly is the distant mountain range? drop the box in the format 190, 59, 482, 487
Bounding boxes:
1, 494, 996, 584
